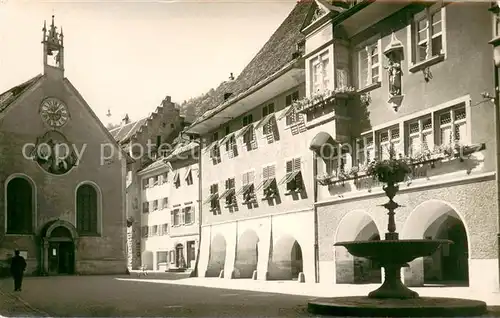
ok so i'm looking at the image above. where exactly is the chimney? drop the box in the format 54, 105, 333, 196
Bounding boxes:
162, 95, 172, 108
229, 73, 235, 81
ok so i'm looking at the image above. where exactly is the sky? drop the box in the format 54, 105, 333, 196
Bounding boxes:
0, 0, 297, 126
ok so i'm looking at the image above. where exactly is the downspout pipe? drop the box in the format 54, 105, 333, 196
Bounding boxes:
189, 136, 202, 277
312, 151, 320, 283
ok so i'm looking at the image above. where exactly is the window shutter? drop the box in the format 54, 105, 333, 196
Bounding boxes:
292, 91, 299, 101
286, 95, 292, 106
225, 179, 229, 189
243, 173, 248, 185
262, 107, 268, 117
293, 158, 301, 172
286, 160, 293, 173
249, 171, 254, 183
263, 166, 269, 179
171, 211, 174, 225
243, 117, 248, 126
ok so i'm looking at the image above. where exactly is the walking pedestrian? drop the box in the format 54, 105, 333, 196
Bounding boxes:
10, 250, 26, 292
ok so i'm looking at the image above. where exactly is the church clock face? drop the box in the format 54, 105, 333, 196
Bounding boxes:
40, 97, 69, 128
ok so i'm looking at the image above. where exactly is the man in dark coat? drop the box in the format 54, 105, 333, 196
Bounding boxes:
10, 250, 26, 291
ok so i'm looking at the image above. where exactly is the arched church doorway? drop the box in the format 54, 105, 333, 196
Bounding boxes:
40, 220, 78, 275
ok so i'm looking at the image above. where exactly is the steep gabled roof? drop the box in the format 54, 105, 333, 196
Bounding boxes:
110, 118, 148, 144
0, 75, 43, 113
186, 1, 312, 127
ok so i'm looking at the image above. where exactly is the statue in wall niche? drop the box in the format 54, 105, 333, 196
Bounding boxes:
387, 59, 402, 97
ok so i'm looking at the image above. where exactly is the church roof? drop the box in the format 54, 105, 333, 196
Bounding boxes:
187, 1, 312, 126
0, 75, 43, 113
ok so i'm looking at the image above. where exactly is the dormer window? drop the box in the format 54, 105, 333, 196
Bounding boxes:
185, 167, 193, 186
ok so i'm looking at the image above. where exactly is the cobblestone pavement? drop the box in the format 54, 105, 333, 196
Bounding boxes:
0, 275, 499, 317
0, 275, 314, 317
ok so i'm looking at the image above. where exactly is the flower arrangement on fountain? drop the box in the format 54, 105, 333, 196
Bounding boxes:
294, 86, 357, 113
366, 147, 412, 184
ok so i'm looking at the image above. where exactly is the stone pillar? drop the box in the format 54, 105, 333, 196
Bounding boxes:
43, 239, 49, 275
73, 238, 79, 275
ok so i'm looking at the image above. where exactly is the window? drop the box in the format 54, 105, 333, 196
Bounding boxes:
377, 126, 401, 160
173, 171, 180, 188
141, 226, 149, 238
356, 134, 375, 165
157, 251, 168, 263
407, 116, 433, 156
76, 184, 99, 235
143, 179, 149, 189
279, 158, 303, 192
438, 105, 467, 145
220, 178, 236, 207
225, 134, 238, 158
285, 91, 300, 126
242, 114, 253, 127
161, 223, 169, 235
262, 103, 275, 117
185, 168, 193, 186
171, 209, 180, 226
210, 132, 221, 161
238, 171, 256, 203
162, 197, 169, 209
6, 177, 33, 234
358, 40, 381, 89
208, 183, 220, 214
152, 200, 158, 211
310, 51, 331, 94
256, 165, 277, 197
151, 225, 158, 236
411, 4, 445, 64
183, 206, 194, 224
225, 125, 230, 136
161, 172, 168, 184
142, 202, 149, 213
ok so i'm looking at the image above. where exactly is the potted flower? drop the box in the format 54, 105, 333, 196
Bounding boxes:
317, 173, 333, 186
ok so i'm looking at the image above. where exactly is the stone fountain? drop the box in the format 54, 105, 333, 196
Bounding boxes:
308, 153, 488, 317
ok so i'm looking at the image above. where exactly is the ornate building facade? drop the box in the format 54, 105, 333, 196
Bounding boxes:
186, 0, 499, 292
0, 16, 128, 275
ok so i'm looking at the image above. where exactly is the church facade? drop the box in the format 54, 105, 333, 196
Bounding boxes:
0, 16, 128, 276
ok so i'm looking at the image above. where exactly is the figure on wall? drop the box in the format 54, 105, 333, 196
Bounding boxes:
30, 130, 78, 175
383, 32, 405, 112
386, 60, 402, 97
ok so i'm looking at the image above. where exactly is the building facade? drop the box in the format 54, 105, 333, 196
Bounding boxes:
137, 139, 200, 272
0, 16, 128, 276
187, 0, 499, 292
109, 94, 198, 271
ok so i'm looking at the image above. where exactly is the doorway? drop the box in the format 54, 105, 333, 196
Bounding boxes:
175, 244, 185, 268
49, 241, 75, 274
186, 241, 195, 268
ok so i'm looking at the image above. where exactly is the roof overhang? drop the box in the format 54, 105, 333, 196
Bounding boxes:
338, 1, 411, 37
186, 60, 306, 135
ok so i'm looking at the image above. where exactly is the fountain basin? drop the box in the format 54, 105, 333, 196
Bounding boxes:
308, 296, 488, 317
334, 239, 453, 265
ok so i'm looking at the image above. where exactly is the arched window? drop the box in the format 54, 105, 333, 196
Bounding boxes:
76, 184, 98, 235
6, 177, 33, 234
